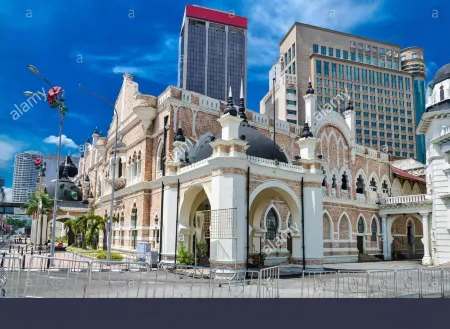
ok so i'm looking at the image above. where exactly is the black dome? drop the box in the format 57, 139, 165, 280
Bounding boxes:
46, 179, 83, 202
59, 156, 78, 178
194, 123, 288, 163
431, 63, 450, 88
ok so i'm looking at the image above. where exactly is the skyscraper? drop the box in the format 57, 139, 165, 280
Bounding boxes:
178, 5, 248, 103
12, 151, 41, 203
261, 23, 424, 160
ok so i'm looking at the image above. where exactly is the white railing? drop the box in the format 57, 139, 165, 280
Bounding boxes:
178, 157, 211, 174
129, 175, 141, 186
356, 193, 366, 202
157, 89, 170, 106
275, 120, 290, 133
252, 112, 270, 126
199, 95, 222, 112
331, 188, 337, 197
355, 145, 365, 154
322, 186, 328, 196
383, 194, 429, 204
367, 197, 378, 204
341, 190, 349, 199
293, 125, 301, 135
368, 149, 377, 157
247, 155, 304, 173
380, 153, 389, 161
181, 90, 191, 103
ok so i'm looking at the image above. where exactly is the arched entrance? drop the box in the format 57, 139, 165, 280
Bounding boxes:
249, 180, 301, 264
178, 184, 212, 265
390, 215, 423, 260
356, 216, 366, 254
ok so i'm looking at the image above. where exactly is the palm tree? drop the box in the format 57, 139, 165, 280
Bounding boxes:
22, 190, 54, 248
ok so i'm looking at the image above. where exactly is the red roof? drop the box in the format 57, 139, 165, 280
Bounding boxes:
185, 5, 248, 29
392, 167, 426, 183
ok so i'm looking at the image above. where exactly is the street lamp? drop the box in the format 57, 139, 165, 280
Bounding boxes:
78, 84, 123, 261
25, 64, 68, 261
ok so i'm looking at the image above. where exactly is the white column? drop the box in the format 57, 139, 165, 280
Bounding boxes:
381, 215, 389, 260
161, 185, 178, 262
420, 212, 431, 265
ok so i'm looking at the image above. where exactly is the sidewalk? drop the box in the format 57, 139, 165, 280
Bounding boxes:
323, 260, 448, 271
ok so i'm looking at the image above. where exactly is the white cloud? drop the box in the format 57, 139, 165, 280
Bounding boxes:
241, 0, 387, 68
43, 135, 78, 148
0, 135, 22, 168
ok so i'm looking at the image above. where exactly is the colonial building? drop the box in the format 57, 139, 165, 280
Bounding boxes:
75, 73, 430, 267
417, 63, 450, 266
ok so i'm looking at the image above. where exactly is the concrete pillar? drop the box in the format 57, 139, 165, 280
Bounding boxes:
420, 212, 431, 265
161, 184, 178, 262
302, 182, 324, 266
381, 215, 389, 260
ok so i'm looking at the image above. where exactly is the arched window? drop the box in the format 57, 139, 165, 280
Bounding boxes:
356, 175, 365, 194
322, 167, 327, 187
266, 209, 278, 240
118, 158, 123, 178
341, 172, 348, 190
371, 218, 377, 241
332, 174, 337, 188
440, 85, 445, 102
369, 177, 377, 192
357, 217, 365, 233
382, 180, 389, 194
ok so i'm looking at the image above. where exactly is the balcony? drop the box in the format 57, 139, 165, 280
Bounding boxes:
356, 193, 366, 202
380, 194, 431, 205
341, 190, 349, 199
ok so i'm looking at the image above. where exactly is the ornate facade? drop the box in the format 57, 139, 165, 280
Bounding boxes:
75, 73, 429, 267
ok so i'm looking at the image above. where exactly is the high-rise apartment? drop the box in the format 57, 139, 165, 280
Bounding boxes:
261, 23, 424, 160
178, 5, 248, 103
12, 151, 41, 203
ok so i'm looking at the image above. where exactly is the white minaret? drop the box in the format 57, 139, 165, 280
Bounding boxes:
303, 77, 317, 132
218, 86, 243, 141
343, 99, 356, 135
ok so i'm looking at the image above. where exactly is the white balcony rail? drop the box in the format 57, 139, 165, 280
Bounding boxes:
252, 112, 270, 126
247, 155, 304, 173
341, 190, 349, 199
356, 193, 366, 202
322, 186, 328, 196
382, 194, 429, 204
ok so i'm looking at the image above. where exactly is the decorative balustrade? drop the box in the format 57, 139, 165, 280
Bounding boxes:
322, 186, 328, 196
441, 124, 450, 137
380, 153, 389, 161
199, 95, 221, 112
331, 188, 337, 197
355, 145, 365, 154
157, 90, 170, 106
341, 190, 349, 199
252, 112, 270, 126
356, 193, 366, 202
128, 175, 141, 186
275, 120, 290, 133
178, 157, 211, 174
368, 149, 377, 157
181, 90, 191, 103
247, 155, 304, 173
382, 194, 429, 205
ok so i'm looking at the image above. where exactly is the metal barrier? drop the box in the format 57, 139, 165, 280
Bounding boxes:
0, 256, 21, 298
87, 260, 150, 298
443, 269, 450, 298
301, 271, 338, 298
395, 269, 421, 298
367, 270, 395, 298
209, 268, 261, 298
420, 269, 443, 298
337, 271, 368, 298
259, 266, 280, 298
23, 256, 90, 298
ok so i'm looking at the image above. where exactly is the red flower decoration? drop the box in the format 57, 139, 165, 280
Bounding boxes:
34, 157, 43, 167
48, 87, 62, 97
47, 87, 62, 105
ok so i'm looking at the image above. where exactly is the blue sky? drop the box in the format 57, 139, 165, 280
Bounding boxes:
0, 0, 448, 198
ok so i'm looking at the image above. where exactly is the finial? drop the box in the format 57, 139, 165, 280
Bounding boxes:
85, 136, 90, 144
345, 99, 354, 111
238, 80, 247, 122
175, 127, 186, 142
306, 77, 314, 95
224, 85, 237, 116
93, 127, 98, 135
301, 122, 314, 138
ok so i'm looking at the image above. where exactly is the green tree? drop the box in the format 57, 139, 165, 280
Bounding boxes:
22, 190, 53, 216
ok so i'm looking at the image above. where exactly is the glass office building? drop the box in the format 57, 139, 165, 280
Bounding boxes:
178, 5, 247, 103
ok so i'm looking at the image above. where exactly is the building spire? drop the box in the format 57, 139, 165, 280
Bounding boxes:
238, 79, 247, 122
224, 85, 237, 116
301, 121, 314, 138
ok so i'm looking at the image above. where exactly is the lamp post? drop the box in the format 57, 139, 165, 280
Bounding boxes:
25, 65, 67, 261
78, 85, 124, 261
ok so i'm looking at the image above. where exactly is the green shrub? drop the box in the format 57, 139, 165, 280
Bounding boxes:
96, 251, 123, 260
196, 239, 208, 257
177, 243, 195, 265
